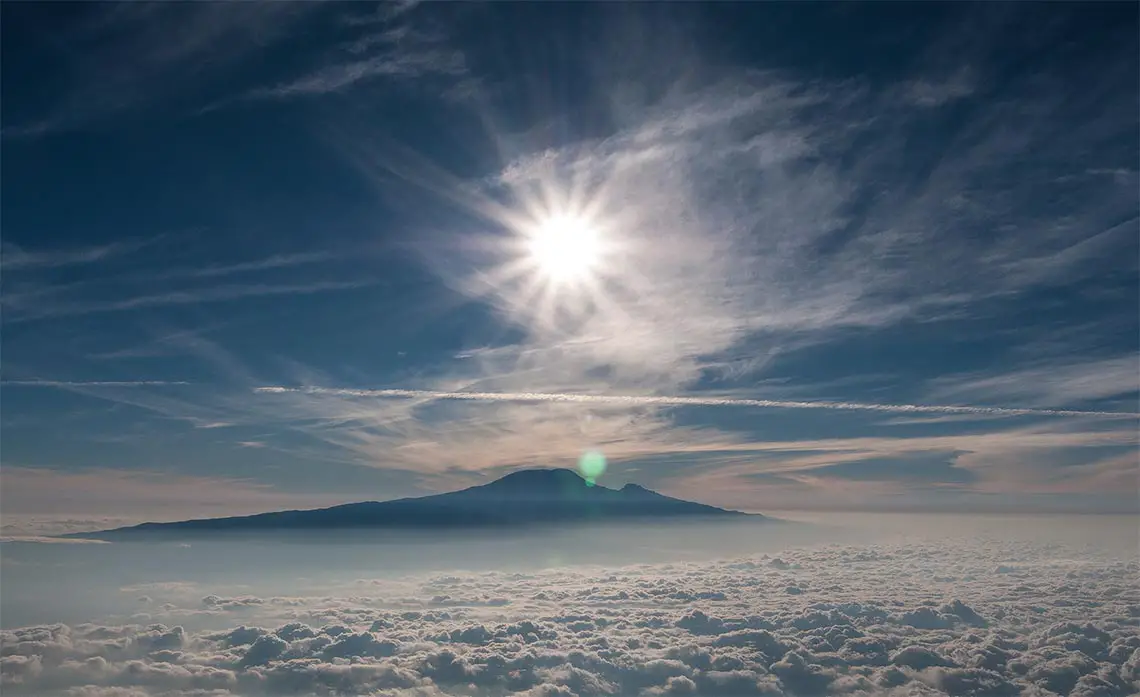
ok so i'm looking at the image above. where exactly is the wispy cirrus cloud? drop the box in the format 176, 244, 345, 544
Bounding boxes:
3, 1, 462, 136
927, 355, 1140, 410
254, 385, 1139, 419
2, 380, 191, 388
903, 68, 976, 107
246, 47, 466, 100
0, 236, 166, 270
3, 279, 379, 323
18, 279, 377, 320
2, 3, 317, 137
150, 251, 338, 281
205, 3, 467, 110
340, 0, 424, 27
659, 424, 1139, 512
2, 239, 372, 323
9, 364, 1136, 511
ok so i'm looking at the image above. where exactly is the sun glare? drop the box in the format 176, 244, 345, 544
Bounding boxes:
528, 215, 601, 282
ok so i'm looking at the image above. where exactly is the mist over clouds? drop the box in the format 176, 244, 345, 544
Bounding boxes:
3, 516, 1137, 697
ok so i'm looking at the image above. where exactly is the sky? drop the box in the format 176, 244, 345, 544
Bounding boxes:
2, 1, 1138, 528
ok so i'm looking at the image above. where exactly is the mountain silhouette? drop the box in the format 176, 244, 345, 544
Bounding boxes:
77, 469, 755, 538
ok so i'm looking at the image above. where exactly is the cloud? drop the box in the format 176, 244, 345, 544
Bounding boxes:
796, 451, 976, 486
240, 7, 1132, 500
2, 237, 366, 324
2, 4, 315, 137
928, 356, 1140, 410
5, 279, 379, 323
246, 50, 465, 100
255, 385, 1139, 419
0, 238, 165, 271
627, 418, 1137, 514
341, 1, 424, 27
2, 381, 191, 388
3, 2, 469, 135
903, 69, 976, 107
141, 252, 339, 282
216, 4, 466, 107
238, 381, 1137, 498
5, 365, 1134, 514
11, 370, 1132, 515
2, 534, 1137, 696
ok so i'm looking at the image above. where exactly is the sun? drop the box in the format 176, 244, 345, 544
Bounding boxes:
482, 196, 618, 320
527, 214, 601, 282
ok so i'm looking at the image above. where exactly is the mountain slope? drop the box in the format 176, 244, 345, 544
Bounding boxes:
79, 469, 755, 538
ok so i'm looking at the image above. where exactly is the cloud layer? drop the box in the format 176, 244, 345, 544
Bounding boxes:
4, 534, 1138, 696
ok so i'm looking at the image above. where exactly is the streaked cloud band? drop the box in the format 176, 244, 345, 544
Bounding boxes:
3, 380, 192, 388
254, 386, 1138, 419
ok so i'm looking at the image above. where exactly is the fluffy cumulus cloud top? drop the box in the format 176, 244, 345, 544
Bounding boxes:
3, 538, 1138, 697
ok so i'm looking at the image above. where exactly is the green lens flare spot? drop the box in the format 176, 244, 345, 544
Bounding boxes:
578, 450, 607, 482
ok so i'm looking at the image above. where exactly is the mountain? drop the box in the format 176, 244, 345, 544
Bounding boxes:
76, 469, 755, 538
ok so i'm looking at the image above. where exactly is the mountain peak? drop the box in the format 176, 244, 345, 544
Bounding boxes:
75, 467, 757, 538
489, 468, 587, 488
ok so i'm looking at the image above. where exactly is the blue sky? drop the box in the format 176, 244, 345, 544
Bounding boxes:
2, 2, 1137, 524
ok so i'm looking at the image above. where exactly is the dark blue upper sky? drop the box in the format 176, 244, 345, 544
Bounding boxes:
2, 2, 1137, 525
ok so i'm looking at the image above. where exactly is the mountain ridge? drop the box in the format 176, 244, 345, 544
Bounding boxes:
74, 468, 757, 538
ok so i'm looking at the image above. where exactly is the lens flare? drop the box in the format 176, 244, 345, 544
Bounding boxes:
578, 449, 607, 485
